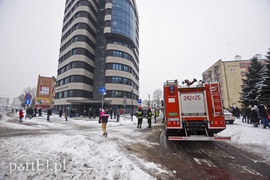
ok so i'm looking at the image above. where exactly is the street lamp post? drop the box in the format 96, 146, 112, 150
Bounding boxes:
131, 88, 133, 121
148, 94, 150, 108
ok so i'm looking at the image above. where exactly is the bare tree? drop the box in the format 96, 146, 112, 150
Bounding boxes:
152, 89, 163, 108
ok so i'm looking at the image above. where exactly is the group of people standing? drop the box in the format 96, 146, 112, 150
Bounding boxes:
136, 107, 159, 129
58, 108, 69, 121
242, 104, 270, 129
17, 105, 161, 138
18, 107, 44, 122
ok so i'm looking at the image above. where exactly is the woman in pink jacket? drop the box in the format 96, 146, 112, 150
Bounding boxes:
100, 108, 110, 137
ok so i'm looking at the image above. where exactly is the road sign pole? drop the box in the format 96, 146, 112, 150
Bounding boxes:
101, 93, 104, 109
124, 105, 125, 121
99, 87, 106, 110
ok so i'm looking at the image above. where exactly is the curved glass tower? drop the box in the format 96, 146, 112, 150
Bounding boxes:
54, 0, 139, 116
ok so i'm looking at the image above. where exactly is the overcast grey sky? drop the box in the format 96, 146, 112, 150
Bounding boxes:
0, 0, 270, 102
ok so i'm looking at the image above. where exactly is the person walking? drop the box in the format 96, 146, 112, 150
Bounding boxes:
65, 108, 69, 121
100, 108, 110, 137
47, 108, 52, 121
38, 107, 42, 116
19, 109, 24, 122
34, 108, 38, 117
116, 109, 120, 122
154, 109, 159, 123
258, 104, 270, 129
88, 107, 93, 119
59, 108, 63, 118
235, 107, 240, 119
242, 107, 247, 122
246, 105, 251, 123
113, 109, 116, 119
109, 108, 113, 119
136, 106, 144, 128
147, 108, 152, 128
250, 105, 259, 127
28, 108, 34, 119
83, 107, 87, 118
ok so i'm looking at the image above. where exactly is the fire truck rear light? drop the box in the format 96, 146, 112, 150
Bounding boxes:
168, 121, 178, 125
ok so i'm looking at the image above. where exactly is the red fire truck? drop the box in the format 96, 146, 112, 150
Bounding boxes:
163, 79, 231, 141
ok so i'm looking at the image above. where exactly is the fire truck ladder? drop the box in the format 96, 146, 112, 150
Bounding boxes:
209, 83, 222, 117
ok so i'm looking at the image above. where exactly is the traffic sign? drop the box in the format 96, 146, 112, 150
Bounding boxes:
25, 99, 31, 105
138, 99, 142, 103
25, 93, 32, 100
99, 87, 106, 94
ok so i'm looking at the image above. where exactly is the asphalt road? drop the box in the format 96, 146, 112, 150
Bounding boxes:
165, 139, 270, 179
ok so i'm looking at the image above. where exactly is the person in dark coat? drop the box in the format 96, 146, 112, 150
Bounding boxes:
59, 108, 63, 118
38, 108, 42, 116
83, 107, 87, 118
147, 108, 152, 128
88, 107, 93, 119
136, 107, 144, 128
109, 108, 113, 119
116, 109, 120, 122
258, 104, 270, 129
34, 108, 37, 117
113, 109, 116, 119
47, 108, 52, 121
242, 107, 247, 122
233, 107, 240, 119
250, 105, 259, 127
65, 108, 69, 121
245, 105, 252, 123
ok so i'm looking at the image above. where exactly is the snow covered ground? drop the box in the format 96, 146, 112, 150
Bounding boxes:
0, 112, 269, 179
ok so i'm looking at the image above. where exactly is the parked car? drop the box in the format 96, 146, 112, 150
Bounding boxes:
224, 109, 235, 124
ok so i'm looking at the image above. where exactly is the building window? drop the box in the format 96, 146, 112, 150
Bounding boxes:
240, 63, 245, 68
111, 0, 137, 43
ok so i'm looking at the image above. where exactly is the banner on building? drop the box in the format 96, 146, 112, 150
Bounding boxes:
36, 98, 50, 104
40, 87, 50, 95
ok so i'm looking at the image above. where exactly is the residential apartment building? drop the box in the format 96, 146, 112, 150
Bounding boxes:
35, 75, 56, 110
54, 0, 139, 115
202, 55, 265, 109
